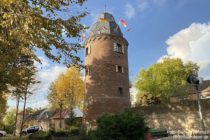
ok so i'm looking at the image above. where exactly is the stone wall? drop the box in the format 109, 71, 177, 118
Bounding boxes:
134, 100, 210, 135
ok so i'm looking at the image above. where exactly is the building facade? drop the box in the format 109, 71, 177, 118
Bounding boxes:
83, 12, 131, 130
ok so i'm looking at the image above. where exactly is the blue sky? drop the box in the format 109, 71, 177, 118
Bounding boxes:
8, 0, 210, 108
81, 0, 210, 80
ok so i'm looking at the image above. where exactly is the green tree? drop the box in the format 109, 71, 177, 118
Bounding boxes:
0, 0, 87, 93
3, 108, 16, 134
12, 89, 22, 136
135, 92, 161, 107
135, 58, 199, 103
0, 94, 7, 128
17, 60, 39, 137
47, 67, 84, 129
95, 109, 147, 140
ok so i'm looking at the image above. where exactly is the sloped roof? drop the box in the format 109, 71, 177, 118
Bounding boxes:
25, 107, 83, 121
72, 107, 83, 117
18, 110, 32, 115
89, 12, 123, 37
52, 109, 70, 119
25, 109, 48, 121
52, 107, 83, 119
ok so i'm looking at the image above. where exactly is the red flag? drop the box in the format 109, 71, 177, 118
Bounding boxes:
120, 19, 128, 27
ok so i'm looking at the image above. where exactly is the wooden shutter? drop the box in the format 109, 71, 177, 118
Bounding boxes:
113, 43, 118, 52
122, 45, 125, 54
88, 45, 91, 54
116, 65, 118, 72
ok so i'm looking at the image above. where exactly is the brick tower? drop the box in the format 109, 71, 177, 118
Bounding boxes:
83, 12, 131, 130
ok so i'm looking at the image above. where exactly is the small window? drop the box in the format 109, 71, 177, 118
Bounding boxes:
116, 65, 124, 73
88, 45, 91, 54
118, 88, 123, 96
85, 45, 91, 56
117, 43, 122, 53
86, 47, 89, 56
113, 43, 124, 53
85, 67, 90, 75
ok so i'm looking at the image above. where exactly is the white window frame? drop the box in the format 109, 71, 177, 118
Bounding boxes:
86, 45, 91, 56
116, 65, 124, 73
113, 42, 125, 54
88, 45, 91, 54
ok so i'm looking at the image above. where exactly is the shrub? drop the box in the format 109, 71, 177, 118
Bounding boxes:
69, 126, 80, 135
0, 136, 29, 140
29, 131, 50, 140
95, 109, 147, 140
79, 130, 97, 140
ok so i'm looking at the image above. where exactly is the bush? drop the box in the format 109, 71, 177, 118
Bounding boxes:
95, 109, 147, 140
69, 126, 80, 135
79, 130, 97, 140
0, 137, 29, 140
49, 130, 69, 137
28, 131, 50, 140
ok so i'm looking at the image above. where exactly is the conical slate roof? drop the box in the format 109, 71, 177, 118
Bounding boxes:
89, 12, 123, 37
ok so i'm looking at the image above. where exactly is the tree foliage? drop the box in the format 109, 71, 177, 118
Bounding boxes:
3, 108, 16, 133
0, 94, 7, 128
48, 67, 84, 109
48, 67, 84, 129
16, 59, 40, 136
135, 58, 199, 103
135, 92, 161, 107
0, 0, 87, 93
95, 109, 147, 140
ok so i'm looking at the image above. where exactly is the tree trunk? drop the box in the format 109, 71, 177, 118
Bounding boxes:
13, 94, 20, 136
59, 102, 63, 130
20, 92, 27, 137
69, 86, 75, 119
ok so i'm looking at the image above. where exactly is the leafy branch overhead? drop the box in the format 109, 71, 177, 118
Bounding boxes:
0, 0, 88, 93
1, 0, 88, 65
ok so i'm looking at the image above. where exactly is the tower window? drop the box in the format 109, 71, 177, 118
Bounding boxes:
86, 47, 89, 56
86, 45, 91, 56
113, 43, 124, 53
85, 67, 90, 76
116, 65, 124, 73
118, 88, 123, 96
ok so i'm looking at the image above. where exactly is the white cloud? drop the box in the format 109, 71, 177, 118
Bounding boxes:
36, 58, 66, 97
138, 0, 149, 12
8, 57, 67, 108
125, 3, 136, 19
160, 22, 210, 80
34, 56, 50, 69
30, 59, 67, 108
